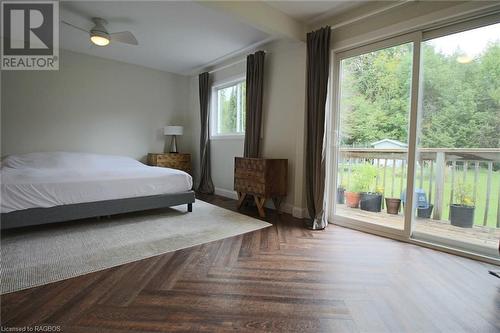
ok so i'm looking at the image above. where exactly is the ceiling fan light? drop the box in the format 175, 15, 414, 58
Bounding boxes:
90, 32, 110, 46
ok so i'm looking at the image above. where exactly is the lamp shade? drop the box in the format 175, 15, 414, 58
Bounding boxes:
164, 126, 183, 136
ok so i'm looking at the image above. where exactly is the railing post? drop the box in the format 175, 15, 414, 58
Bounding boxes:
433, 152, 445, 220
497, 180, 500, 228
391, 159, 396, 197
449, 161, 456, 220
463, 161, 468, 183
483, 161, 493, 226
473, 162, 479, 205
339, 156, 344, 189
382, 160, 388, 196
347, 158, 352, 189
428, 160, 433, 204
419, 160, 424, 190
400, 159, 405, 200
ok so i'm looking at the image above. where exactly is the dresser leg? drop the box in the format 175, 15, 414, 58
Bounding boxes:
187, 203, 193, 212
254, 196, 266, 218
272, 197, 282, 214
237, 192, 247, 209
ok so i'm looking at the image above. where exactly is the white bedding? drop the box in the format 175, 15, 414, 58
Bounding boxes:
1, 152, 193, 213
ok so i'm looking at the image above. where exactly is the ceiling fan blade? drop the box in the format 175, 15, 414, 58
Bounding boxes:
110, 31, 138, 45
61, 20, 89, 34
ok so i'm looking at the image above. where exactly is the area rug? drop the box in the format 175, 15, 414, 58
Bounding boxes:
0, 201, 271, 294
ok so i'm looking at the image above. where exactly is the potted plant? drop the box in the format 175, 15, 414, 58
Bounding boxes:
385, 196, 401, 215
450, 183, 475, 228
357, 164, 382, 212
345, 183, 362, 208
417, 204, 433, 218
345, 171, 363, 208
400, 188, 433, 218
360, 189, 383, 212
337, 183, 346, 204
413, 188, 433, 218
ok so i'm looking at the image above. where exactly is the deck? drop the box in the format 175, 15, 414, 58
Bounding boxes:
336, 204, 500, 257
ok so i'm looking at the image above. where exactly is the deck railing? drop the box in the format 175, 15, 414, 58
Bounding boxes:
339, 148, 500, 228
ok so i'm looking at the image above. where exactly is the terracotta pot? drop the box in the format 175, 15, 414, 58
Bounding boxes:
385, 198, 401, 215
345, 191, 361, 208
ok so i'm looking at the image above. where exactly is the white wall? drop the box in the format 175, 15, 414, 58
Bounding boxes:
188, 39, 307, 216
261, 40, 307, 216
209, 60, 247, 196
186, 56, 246, 198
1, 50, 190, 161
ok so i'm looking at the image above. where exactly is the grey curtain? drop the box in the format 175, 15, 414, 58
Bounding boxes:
197, 72, 214, 194
305, 26, 331, 230
244, 51, 265, 158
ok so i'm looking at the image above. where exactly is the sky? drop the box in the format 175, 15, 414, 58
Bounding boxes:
428, 22, 500, 57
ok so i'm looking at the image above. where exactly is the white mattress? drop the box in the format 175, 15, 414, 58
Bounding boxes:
1, 152, 193, 213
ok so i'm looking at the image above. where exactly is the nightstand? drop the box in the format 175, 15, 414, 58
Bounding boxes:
148, 153, 192, 174
234, 157, 287, 218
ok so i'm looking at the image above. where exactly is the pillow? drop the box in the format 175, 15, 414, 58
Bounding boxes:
2, 152, 143, 169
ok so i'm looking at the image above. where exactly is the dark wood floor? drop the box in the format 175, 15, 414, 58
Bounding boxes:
1, 193, 499, 332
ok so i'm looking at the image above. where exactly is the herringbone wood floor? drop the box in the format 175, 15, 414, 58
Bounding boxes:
1, 194, 499, 332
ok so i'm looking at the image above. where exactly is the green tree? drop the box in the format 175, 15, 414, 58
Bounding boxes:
340, 40, 500, 149
341, 43, 412, 146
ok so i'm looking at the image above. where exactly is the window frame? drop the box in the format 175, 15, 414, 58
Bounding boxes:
210, 76, 246, 140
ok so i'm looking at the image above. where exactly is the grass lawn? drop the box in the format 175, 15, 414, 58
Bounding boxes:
340, 164, 499, 228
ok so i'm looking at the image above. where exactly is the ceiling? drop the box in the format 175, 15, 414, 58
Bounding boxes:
265, 1, 369, 24
60, 1, 371, 75
60, 1, 269, 74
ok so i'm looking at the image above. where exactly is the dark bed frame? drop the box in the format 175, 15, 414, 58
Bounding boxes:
0, 191, 195, 230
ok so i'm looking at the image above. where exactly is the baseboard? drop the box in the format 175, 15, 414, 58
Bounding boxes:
213, 187, 307, 219
279, 202, 293, 215
292, 206, 309, 219
214, 187, 239, 200
268, 202, 308, 219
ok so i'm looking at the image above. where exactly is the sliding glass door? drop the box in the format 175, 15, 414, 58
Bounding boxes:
330, 17, 500, 262
412, 22, 500, 260
332, 34, 419, 238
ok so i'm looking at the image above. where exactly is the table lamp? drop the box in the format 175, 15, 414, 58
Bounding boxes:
164, 126, 183, 153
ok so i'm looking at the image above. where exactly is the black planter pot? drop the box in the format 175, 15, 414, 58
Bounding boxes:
417, 204, 433, 218
450, 205, 475, 228
337, 188, 345, 204
360, 192, 382, 212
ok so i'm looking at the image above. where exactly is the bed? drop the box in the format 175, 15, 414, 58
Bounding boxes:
0, 152, 195, 230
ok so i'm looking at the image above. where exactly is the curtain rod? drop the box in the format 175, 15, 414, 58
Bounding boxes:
207, 50, 267, 75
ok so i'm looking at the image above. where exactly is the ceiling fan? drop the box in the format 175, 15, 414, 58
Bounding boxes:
62, 17, 138, 47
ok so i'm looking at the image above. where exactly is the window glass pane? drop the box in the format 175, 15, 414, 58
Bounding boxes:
216, 81, 246, 135
412, 22, 500, 259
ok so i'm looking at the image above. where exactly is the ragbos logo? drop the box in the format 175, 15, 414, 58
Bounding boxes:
1, 1, 59, 70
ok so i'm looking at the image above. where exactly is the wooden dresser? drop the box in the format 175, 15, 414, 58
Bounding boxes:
148, 153, 192, 174
234, 157, 287, 217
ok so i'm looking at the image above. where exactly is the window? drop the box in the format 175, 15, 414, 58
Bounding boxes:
212, 80, 246, 137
